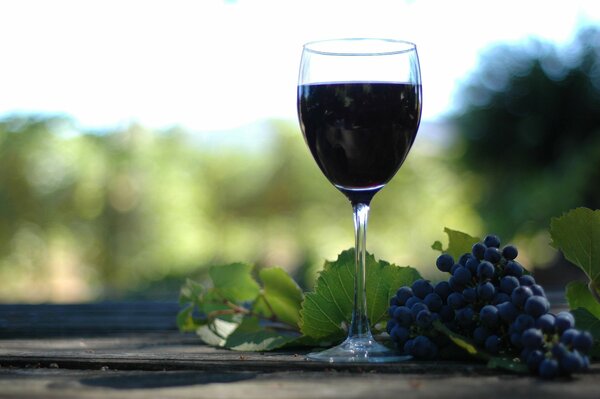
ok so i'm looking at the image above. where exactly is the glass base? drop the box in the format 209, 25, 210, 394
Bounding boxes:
306, 336, 411, 363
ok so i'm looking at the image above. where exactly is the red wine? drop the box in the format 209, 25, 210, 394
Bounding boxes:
298, 82, 421, 203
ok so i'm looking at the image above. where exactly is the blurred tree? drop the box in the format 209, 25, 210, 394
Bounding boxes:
0, 114, 481, 302
452, 26, 600, 248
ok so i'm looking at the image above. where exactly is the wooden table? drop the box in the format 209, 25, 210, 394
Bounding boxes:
0, 302, 597, 399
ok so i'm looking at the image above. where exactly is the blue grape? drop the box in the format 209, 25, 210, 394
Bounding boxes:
456, 306, 475, 328
560, 351, 584, 374
389, 296, 400, 307
502, 245, 519, 260
483, 234, 501, 248
511, 285, 533, 309
405, 296, 422, 309
492, 292, 511, 305
463, 287, 477, 303
530, 284, 546, 297
390, 325, 410, 344
510, 332, 522, 348
452, 266, 472, 286
412, 335, 437, 359
423, 292, 443, 312
500, 275, 520, 294
416, 309, 434, 328
410, 303, 429, 320
479, 305, 499, 328
476, 261, 495, 281
386, 319, 396, 333
521, 328, 544, 350
412, 279, 434, 299
458, 253, 471, 266
551, 342, 569, 360
450, 263, 461, 275
539, 359, 559, 379
515, 315, 534, 330
448, 276, 465, 293
473, 326, 490, 345
434, 281, 451, 300
535, 313, 556, 334
393, 306, 412, 327
572, 331, 593, 354
389, 305, 397, 318
560, 328, 579, 346
472, 242, 486, 260
527, 349, 545, 372
439, 305, 455, 322
505, 260, 523, 277
484, 247, 502, 263
436, 253, 454, 273
447, 292, 466, 309
477, 282, 496, 301
519, 275, 536, 286
465, 256, 479, 274
497, 301, 519, 322
485, 335, 500, 354
555, 311, 575, 334
403, 339, 414, 355
524, 296, 549, 318
396, 286, 413, 305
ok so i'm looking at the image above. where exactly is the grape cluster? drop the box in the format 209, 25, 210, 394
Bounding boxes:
386, 234, 594, 378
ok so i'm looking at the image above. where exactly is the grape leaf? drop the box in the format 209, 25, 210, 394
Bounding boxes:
255, 267, 304, 327
224, 317, 300, 351
209, 262, 261, 303
196, 318, 241, 347
565, 281, 600, 319
431, 227, 480, 260
550, 207, 600, 297
177, 278, 206, 332
299, 249, 421, 340
570, 307, 600, 358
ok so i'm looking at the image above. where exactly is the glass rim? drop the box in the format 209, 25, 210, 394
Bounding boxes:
302, 38, 417, 56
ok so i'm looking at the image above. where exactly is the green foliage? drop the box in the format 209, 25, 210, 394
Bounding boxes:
431, 227, 480, 260
299, 249, 421, 340
177, 249, 421, 351
550, 208, 600, 293
0, 115, 482, 301
452, 26, 600, 242
550, 207, 600, 358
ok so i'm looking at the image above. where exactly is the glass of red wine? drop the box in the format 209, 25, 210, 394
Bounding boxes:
297, 38, 422, 362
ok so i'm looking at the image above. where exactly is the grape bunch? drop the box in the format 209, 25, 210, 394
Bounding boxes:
386, 234, 594, 378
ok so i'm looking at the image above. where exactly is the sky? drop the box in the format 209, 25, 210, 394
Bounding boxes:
1, 0, 599, 133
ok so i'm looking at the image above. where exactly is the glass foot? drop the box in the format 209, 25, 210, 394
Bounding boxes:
306, 336, 412, 363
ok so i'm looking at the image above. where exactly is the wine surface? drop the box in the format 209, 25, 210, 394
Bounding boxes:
298, 82, 421, 202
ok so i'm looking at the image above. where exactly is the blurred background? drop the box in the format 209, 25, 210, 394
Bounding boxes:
0, 0, 599, 302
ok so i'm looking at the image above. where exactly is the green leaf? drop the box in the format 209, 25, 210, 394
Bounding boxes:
570, 307, 600, 359
256, 267, 304, 327
431, 227, 480, 260
224, 317, 299, 351
209, 262, 261, 303
196, 318, 240, 347
566, 281, 600, 319
550, 207, 600, 294
178, 278, 204, 306
299, 249, 421, 340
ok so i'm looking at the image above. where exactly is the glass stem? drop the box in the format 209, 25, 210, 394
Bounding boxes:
349, 202, 373, 340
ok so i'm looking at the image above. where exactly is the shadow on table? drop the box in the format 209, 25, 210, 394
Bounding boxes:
79, 371, 258, 389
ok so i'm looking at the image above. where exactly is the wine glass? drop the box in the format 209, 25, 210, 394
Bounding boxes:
297, 38, 422, 363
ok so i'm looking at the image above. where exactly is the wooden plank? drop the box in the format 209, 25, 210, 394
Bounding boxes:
0, 302, 179, 337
